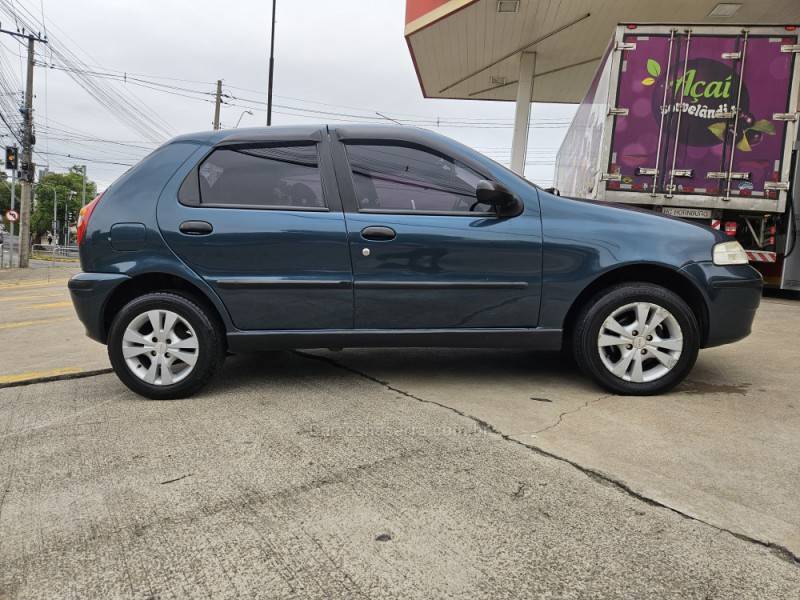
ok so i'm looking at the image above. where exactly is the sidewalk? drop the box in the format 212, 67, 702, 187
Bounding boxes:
0, 266, 109, 385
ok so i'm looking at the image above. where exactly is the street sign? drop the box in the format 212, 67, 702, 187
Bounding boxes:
5, 209, 18, 222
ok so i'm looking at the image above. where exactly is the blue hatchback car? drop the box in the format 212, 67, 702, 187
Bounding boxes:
69, 125, 762, 399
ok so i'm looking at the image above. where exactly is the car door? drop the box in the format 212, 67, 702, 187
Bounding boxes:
331, 131, 542, 329
158, 130, 353, 331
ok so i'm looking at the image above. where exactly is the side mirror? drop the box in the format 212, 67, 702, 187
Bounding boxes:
476, 180, 522, 217
544, 186, 560, 196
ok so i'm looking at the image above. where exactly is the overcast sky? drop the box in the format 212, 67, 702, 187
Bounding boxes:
0, 0, 577, 189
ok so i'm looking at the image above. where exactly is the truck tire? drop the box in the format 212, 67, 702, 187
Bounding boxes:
107, 292, 225, 399
573, 283, 700, 395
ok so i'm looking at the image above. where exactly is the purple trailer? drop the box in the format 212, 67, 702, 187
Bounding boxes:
555, 24, 800, 289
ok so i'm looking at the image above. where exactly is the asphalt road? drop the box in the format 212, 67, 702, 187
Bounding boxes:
1, 267, 799, 598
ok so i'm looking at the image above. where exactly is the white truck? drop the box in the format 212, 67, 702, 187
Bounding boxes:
555, 23, 800, 289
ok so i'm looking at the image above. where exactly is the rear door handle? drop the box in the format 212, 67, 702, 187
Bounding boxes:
179, 220, 213, 235
361, 226, 396, 241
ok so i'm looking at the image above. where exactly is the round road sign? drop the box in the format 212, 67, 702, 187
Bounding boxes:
5, 210, 18, 222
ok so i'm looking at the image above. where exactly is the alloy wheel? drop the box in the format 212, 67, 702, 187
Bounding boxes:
597, 301, 683, 383
122, 309, 199, 386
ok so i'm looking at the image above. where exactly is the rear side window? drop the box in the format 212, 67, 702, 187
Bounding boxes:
197, 144, 325, 209
345, 143, 492, 214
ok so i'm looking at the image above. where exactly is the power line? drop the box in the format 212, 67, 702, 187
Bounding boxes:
37, 150, 136, 166
0, 0, 172, 143
37, 62, 218, 97
34, 61, 574, 129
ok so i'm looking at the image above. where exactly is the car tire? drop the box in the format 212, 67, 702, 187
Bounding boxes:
107, 292, 225, 399
572, 283, 700, 395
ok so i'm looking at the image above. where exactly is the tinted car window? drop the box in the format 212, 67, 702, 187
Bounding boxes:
198, 144, 325, 209
345, 144, 492, 213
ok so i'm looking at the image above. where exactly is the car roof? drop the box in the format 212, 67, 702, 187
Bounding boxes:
167, 124, 450, 147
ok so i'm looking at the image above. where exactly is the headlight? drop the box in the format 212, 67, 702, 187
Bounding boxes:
713, 241, 749, 265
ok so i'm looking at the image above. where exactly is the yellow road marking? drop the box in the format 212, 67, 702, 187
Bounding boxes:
0, 316, 72, 330
0, 293, 64, 302
0, 279, 70, 291
28, 301, 72, 309
0, 367, 82, 385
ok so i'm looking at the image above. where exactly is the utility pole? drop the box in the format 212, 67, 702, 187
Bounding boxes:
9, 157, 16, 267
213, 79, 222, 130
52, 188, 57, 245
0, 27, 48, 268
64, 193, 68, 246
17, 35, 36, 267
267, 0, 276, 126
80, 164, 86, 207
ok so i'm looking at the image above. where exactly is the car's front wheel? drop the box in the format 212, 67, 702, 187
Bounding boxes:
108, 292, 225, 399
573, 283, 700, 395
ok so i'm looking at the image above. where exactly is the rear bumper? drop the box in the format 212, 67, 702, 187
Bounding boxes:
680, 262, 763, 348
68, 272, 131, 344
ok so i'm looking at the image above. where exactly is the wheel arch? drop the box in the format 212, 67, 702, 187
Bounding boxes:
561, 263, 710, 347
102, 272, 228, 345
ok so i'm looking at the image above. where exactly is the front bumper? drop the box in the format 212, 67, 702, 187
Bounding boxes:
68, 272, 131, 344
680, 262, 762, 348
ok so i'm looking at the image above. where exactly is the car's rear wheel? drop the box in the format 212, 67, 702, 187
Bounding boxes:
573, 283, 700, 395
108, 292, 224, 399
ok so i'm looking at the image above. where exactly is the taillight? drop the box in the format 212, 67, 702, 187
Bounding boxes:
76, 192, 103, 246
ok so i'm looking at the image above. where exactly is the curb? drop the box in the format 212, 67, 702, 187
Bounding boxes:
0, 368, 113, 390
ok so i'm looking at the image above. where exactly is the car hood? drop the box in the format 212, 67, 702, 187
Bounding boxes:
539, 192, 723, 267
578, 197, 727, 240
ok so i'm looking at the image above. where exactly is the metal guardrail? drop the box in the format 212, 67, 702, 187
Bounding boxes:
1, 242, 78, 267
32, 244, 80, 258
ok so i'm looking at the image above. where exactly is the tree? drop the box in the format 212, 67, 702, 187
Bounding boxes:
31, 166, 97, 243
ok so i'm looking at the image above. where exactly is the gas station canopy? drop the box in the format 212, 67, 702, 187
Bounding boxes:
405, 0, 800, 104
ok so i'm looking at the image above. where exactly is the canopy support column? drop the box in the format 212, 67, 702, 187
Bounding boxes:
510, 51, 536, 175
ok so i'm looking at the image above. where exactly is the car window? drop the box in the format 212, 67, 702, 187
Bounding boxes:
198, 144, 325, 209
345, 144, 493, 214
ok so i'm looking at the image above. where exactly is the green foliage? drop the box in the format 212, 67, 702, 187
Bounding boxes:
31, 166, 97, 240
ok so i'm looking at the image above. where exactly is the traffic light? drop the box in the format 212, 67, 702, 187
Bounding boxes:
5, 146, 17, 171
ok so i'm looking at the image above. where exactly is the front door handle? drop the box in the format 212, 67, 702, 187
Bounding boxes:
179, 220, 213, 235
361, 226, 396, 241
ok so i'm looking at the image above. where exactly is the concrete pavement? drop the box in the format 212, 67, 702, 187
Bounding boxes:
1, 354, 799, 599
312, 294, 800, 558
1, 267, 799, 597
0, 266, 108, 385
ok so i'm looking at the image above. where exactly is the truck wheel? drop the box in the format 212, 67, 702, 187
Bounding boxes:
107, 292, 225, 399
573, 283, 700, 395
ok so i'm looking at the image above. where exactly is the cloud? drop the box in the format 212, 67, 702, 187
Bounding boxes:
18, 0, 575, 188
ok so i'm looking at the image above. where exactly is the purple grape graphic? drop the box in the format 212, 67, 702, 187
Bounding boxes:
745, 129, 764, 147
710, 112, 775, 152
